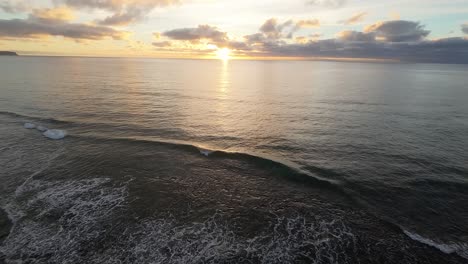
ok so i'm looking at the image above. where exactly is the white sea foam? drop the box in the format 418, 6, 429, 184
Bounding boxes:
23, 122, 36, 129
14, 148, 65, 198
403, 230, 468, 260
43, 129, 66, 140
94, 216, 356, 264
36, 125, 47, 132
1, 177, 128, 264
1, 174, 356, 264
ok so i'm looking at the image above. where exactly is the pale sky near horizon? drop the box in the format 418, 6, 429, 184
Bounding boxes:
0, 0, 467, 62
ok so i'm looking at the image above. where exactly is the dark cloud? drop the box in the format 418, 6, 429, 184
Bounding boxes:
260, 37, 465, 63
163, 25, 228, 44
255, 37, 468, 64
0, 17, 128, 40
259, 18, 294, 39
462, 23, 468, 34
244, 33, 266, 44
259, 18, 279, 36
259, 20, 465, 63
337, 30, 375, 42
341, 12, 367, 25
160, 24, 264, 50
157, 25, 249, 51
159, 19, 467, 63
307, 0, 346, 8
365, 20, 430, 42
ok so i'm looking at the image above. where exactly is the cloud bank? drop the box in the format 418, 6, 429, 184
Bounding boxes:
157, 18, 468, 63
1, 1, 467, 63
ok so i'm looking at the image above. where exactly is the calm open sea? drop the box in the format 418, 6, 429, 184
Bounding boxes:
1, 57, 467, 263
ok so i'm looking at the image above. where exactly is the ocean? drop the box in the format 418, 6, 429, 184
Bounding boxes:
0, 57, 467, 263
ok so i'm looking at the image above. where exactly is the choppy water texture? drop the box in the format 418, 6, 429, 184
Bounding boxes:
1, 57, 468, 263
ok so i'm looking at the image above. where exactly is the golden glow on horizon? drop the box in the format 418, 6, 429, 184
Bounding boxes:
0, 0, 463, 61
216, 48, 231, 61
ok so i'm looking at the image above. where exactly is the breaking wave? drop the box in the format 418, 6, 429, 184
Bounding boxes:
97, 215, 356, 264
403, 230, 468, 260
68, 134, 345, 193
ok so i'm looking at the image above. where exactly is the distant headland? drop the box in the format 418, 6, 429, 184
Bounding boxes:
0, 51, 18, 56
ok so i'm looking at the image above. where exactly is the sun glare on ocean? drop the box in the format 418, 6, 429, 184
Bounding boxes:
216, 48, 231, 60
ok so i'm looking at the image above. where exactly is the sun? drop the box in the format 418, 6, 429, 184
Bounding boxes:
216, 48, 231, 60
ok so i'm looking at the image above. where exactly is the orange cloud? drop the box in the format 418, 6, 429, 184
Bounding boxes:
296, 19, 320, 28
31, 6, 75, 22
295, 36, 309, 43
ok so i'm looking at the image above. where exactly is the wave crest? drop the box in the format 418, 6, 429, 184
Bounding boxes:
404, 230, 468, 260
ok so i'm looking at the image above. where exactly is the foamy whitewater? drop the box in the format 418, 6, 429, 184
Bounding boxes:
1, 57, 468, 263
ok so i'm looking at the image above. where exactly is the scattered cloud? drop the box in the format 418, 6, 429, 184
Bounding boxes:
0, 0, 29, 13
307, 0, 346, 8
342, 12, 367, 25
2, 0, 467, 63
157, 19, 468, 63
259, 18, 293, 39
61, 0, 180, 25
248, 18, 320, 42
365, 20, 430, 42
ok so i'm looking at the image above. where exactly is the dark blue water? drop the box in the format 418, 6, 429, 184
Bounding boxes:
0, 57, 467, 263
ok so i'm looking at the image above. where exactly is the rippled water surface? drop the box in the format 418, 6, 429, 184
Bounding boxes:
1, 57, 468, 263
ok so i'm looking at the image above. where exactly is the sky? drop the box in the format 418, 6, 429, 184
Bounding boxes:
0, 0, 467, 63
